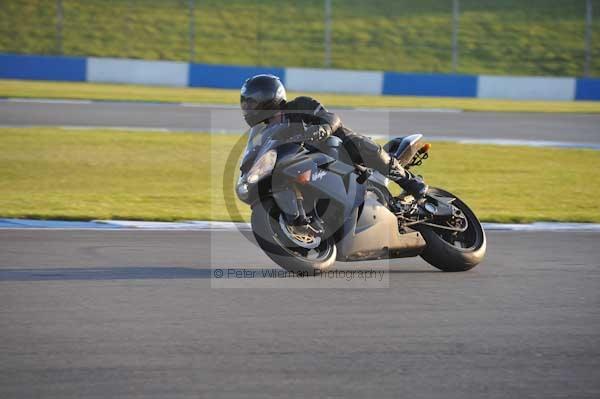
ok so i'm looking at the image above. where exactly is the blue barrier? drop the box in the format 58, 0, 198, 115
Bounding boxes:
189, 63, 285, 89
0, 53, 598, 101
0, 54, 86, 81
575, 78, 600, 100
382, 72, 478, 97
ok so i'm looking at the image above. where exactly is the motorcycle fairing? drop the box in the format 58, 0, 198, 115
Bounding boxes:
273, 153, 365, 223
336, 194, 427, 261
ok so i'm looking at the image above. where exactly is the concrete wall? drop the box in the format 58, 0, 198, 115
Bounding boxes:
87, 57, 189, 86
477, 75, 576, 101
1, 54, 599, 101
285, 67, 383, 95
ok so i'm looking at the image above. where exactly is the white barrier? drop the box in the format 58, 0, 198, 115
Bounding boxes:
285, 67, 383, 95
477, 75, 576, 101
87, 57, 189, 87
4, 54, 599, 100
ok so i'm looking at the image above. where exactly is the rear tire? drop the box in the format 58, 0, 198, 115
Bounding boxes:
251, 199, 336, 275
415, 188, 486, 272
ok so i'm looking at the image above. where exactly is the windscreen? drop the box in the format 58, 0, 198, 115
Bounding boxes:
240, 124, 268, 173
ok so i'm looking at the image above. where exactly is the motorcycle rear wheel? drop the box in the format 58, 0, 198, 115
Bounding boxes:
415, 188, 486, 272
251, 199, 337, 275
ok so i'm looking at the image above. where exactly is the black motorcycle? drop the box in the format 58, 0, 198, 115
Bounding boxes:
236, 123, 486, 274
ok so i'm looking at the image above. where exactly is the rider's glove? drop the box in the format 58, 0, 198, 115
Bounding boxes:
285, 122, 332, 143
304, 123, 332, 142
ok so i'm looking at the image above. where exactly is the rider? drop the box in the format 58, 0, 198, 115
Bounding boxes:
240, 74, 428, 200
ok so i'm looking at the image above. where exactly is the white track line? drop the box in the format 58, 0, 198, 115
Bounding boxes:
353, 107, 463, 113
1, 219, 600, 232
97, 221, 600, 232
2, 98, 462, 112
0, 98, 93, 105
366, 134, 600, 150
60, 125, 173, 132
0, 124, 240, 134
429, 136, 600, 150
180, 103, 239, 109
2, 124, 599, 150
482, 222, 600, 232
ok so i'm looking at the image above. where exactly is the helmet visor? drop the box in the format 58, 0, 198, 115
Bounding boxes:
240, 96, 259, 111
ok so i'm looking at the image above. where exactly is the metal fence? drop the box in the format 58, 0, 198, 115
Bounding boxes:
1, 0, 598, 77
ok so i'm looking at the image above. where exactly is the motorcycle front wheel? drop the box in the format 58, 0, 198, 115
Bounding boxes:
251, 199, 337, 275
415, 187, 486, 272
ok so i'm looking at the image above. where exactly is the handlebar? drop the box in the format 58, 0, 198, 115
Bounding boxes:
355, 164, 373, 184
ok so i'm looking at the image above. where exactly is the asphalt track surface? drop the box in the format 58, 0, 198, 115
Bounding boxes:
2, 100, 599, 397
2, 100, 600, 143
1, 229, 599, 398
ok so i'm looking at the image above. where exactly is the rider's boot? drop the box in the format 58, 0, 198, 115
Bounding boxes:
388, 158, 429, 198
338, 129, 428, 198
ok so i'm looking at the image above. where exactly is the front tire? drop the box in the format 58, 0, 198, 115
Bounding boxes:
251, 199, 337, 275
415, 188, 486, 272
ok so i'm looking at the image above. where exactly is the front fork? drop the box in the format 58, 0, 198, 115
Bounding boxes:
273, 186, 320, 229
292, 187, 311, 226
272, 185, 308, 225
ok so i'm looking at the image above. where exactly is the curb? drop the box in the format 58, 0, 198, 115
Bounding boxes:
2, 218, 600, 232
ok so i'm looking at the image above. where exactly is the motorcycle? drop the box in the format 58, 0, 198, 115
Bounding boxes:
236, 123, 486, 274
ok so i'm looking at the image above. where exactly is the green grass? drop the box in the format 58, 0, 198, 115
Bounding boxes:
3, 79, 600, 113
1, 127, 599, 223
1, 0, 598, 76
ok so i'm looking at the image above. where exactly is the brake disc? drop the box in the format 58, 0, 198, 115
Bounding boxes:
278, 215, 322, 249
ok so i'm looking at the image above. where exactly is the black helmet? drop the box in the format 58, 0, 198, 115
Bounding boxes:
240, 74, 287, 127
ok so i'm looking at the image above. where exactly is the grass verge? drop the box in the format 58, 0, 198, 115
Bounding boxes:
1, 127, 599, 223
1, 0, 598, 76
2, 79, 600, 113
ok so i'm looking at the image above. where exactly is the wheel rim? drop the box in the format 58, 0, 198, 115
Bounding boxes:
278, 215, 322, 249
268, 210, 333, 262
429, 190, 484, 252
